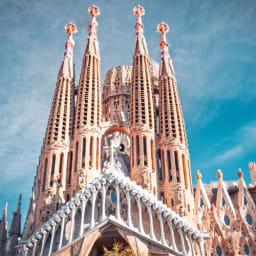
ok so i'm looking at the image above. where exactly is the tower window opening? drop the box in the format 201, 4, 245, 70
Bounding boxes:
51, 154, 56, 175
157, 149, 163, 181
96, 137, 99, 169
59, 153, 63, 174
67, 151, 73, 184
136, 136, 140, 166
161, 150, 165, 180
42, 158, 48, 192
167, 150, 172, 182
151, 139, 155, 170
143, 136, 147, 166
90, 136, 94, 167
82, 137, 86, 158
74, 142, 79, 172
174, 151, 180, 183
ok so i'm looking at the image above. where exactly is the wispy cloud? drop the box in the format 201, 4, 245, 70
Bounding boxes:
200, 121, 256, 168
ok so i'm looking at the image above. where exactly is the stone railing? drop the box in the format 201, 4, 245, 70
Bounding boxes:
17, 163, 204, 256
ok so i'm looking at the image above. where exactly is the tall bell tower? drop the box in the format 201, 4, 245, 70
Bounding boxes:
157, 22, 194, 216
34, 23, 77, 229
68, 6, 102, 195
130, 6, 157, 195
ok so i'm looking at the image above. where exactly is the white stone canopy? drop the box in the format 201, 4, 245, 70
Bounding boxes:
17, 162, 205, 256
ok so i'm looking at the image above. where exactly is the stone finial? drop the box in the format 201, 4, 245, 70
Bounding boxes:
65, 23, 77, 36
133, 5, 145, 32
248, 161, 256, 171
248, 161, 256, 185
238, 168, 243, 178
157, 22, 169, 51
196, 169, 202, 180
216, 169, 223, 179
64, 23, 77, 57
88, 5, 100, 36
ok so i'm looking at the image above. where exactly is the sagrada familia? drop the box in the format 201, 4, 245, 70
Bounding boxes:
0, 5, 256, 256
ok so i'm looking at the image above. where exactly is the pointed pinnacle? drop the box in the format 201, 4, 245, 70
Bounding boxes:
88, 5, 100, 36
157, 22, 169, 54
133, 5, 145, 33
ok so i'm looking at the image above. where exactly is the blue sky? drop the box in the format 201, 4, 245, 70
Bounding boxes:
0, 0, 255, 229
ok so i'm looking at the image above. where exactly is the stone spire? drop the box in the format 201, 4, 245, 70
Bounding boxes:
6, 195, 22, 256
133, 5, 149, 56
34, 23, 77, 230
130, 5, 157, 195
157, 22, 194, 216
0, 203, 8, 256
248, 161, 256, 185
69, 5, 102, 193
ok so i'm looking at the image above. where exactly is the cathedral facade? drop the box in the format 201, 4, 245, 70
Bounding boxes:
1, 5, 256, 256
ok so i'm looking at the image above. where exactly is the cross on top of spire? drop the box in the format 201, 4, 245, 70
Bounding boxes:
157, 22, 169, 55
133, 5, 145, 33
88, 5, 100, 36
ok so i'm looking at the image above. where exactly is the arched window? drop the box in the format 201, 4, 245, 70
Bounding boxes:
246, 214, 252, 225
216, 246, 222, 256
244, 244, 249, 255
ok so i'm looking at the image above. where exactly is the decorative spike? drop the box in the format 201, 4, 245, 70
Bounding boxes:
196, 169, 202, 180
157, 22, 169, 54
238, 168, 243, 178
217, 169, 223, 179
64, 23, 77, 57
133, 5, 145, 33
88, 5, 100, 36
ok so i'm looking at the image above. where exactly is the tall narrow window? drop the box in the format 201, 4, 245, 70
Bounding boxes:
174, 151, 180, 183
68, 151, 73, 184
82, 138, 86, 157
160, 192, 164, 203
51, 154, 56, 175
82, 138, 86, 168
74, 142, 79, 172
182, 154, 188, 188
59, 153, 64, 185
42, 158, 48, 192
143, 136, 147, 166
96, 137, 99, 169
161, 150, 165, 180
157, 149, 163, 181
151, 139, 155, 170
59, 153, 63, 174
136, 136, 140, 166
131, 137, 134, 167
90, 136, 94, 167
167, 150, 172, 181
